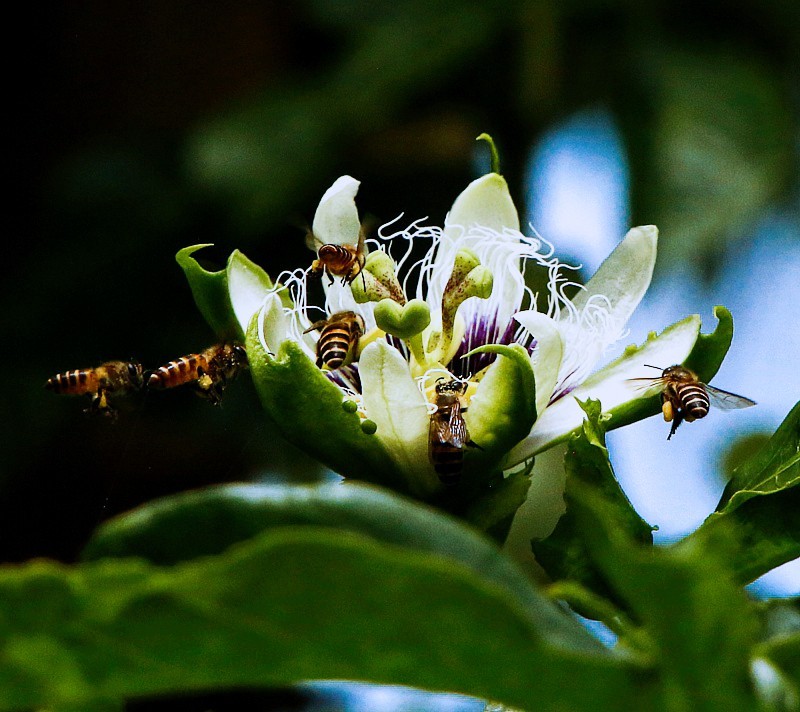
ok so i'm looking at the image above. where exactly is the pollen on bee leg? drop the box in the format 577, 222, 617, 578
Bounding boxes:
662, 401, 674, 422
198, 373, 213, 390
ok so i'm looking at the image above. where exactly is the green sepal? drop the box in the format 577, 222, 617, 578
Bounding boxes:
605, 306, 733, 432
463, 344, 537, 470
176, 244, 275, 341
683, 304, 734, 382
245, 316, 406, 491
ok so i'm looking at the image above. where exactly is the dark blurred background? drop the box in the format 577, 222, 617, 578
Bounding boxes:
4, 0, 798, 622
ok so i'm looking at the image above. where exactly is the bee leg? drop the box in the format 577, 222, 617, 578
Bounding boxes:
86, 390, 118, 421
667, 413, 682, 440
661, 400, 674, 422
466, 439, 483, 451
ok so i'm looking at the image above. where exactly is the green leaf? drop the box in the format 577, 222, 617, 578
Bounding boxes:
82, 481, 598, 654
3, 526, 654, 711
176, 245, 274, 341
570, 485, 762, 712
718, 400, 800, 513
532, 399, 653, 609
679, 403, 800, 584
679, 486, 800, 586
752, 600, 800, 711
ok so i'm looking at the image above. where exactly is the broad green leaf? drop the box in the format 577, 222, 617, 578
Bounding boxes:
2, 528, 654, 712
718, 401, 800, 513
82, 481, 599, 655
571, 485, 762, 712
532, 399, 653, 609
679, 404, 800, 585
679, 486, 800, 585
176, 245, 273, 341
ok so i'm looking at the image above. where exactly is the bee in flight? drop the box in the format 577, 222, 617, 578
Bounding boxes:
428, 377, 480, 485
630, 364, 756, 440
45, 360, 145, 419
303, 310, 366, 371
147, 342, 248, 405
306, 225, 367, 287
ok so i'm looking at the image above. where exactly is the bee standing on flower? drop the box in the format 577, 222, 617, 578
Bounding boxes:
147, 343, 248, 405
303, 311, 366, 371
306, 225, 367, 287
630, 364, 756, 439
45, 360, 145, 419
428, 377, 479, 485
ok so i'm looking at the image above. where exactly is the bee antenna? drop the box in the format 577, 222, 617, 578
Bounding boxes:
644, 364, 663, 370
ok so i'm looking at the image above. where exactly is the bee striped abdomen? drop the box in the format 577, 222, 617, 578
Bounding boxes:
317, 325, 354, 370
430, 444, 463, 485
148, 353, 208, 390
45, 369, 98, 395
317, 244, 352, 271
677, 383, 710, 419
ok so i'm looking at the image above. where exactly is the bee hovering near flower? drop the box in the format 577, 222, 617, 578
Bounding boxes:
630, 364, 756, 440
303, 310, 366, 371
428, 377, 479, 485
147, 342, 248, 405
45, 360, 145, 419
306, 225, 367, 287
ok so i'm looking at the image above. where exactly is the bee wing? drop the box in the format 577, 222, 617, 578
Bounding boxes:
706, 385, 757, 410
357, 223, 369, 257
305, 230, 323, 252
442, 403, 469, 449
626, 376, 666, 394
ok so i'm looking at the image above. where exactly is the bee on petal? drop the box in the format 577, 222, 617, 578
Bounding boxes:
630, 364, 756, 439
303, 311, 365, 371
45, 360, 145, 419
306, 225, 367, 287
428, 377, 480, 485
147, 342, 248, 405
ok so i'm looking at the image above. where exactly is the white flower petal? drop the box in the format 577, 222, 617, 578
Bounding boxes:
508, 314, 701, 463
513, 310, 564, 416
555, 225, 658, 388
572, 225, 657, 338
312, 175, 362, 246
227, 250, 273, 337
257, 293, 292, 355
359, 339, 437, 497
445, 173, 521, 237
425, 174, 526, 334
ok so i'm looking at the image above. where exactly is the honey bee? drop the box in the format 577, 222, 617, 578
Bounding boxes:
303, 311, 366, 371
45, 360, 145, 419
630, 364, 756, 439
428, 377, 479, 485
147, 342, 248, 405
306, 225, 367, 287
